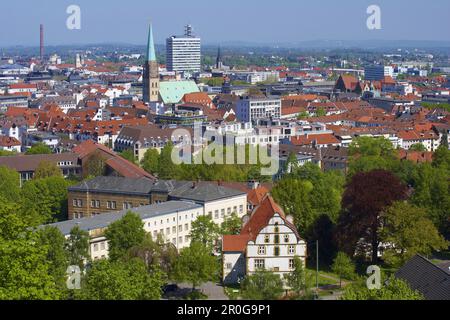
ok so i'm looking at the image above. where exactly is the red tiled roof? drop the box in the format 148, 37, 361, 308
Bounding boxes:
241, 196, 286, 242
72, 140, 155, 180
291, 133, 340, 146
222, 235, 250, 252
398, 149, 433, 164
9, 83, 37, 90
247, 186, 270, 206
0, 136, 21, 147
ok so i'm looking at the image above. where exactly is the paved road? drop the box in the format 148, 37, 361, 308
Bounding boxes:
175, 282, 229, 300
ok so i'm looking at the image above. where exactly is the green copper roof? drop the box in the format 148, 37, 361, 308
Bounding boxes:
159, 81, 200, 104
146, 23, 156, 62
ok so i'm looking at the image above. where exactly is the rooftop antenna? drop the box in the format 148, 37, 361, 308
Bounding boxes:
185, 24, 193, 37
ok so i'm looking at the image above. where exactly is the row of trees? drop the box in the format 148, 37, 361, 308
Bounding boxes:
140, 143, 273, 182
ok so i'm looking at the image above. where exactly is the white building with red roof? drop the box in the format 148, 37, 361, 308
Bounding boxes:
222, 195, 306, 285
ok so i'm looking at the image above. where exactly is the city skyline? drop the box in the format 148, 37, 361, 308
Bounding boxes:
1, 0, 450, 47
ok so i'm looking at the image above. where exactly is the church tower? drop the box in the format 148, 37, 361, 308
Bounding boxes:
143, 23, 160, 103
216, 45, 223, 69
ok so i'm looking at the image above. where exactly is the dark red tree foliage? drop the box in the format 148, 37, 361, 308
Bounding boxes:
336, 170, 409, 263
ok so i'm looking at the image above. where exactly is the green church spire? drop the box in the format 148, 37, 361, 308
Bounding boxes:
146, 23, 156, 62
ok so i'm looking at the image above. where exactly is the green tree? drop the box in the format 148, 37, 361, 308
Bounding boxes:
141, 148, 160, 175
240, 270, 284, 300
272, 178, 315, 232
119, 150, 136, 164
380, 202, 448, 266
191, 215, 220, 251
158, 142, 179, 179
34, 161, 63, 179
21, 176, 72, 225
0, 166, 21, 202
348, 136, 397, 177
284, 257, 313, 299
331, 252, 356, 288
172, 242, 218, 293
315, 107, 327, 117
37, 226, 69, 291
409, 143, 427, 152
127, 233, 178, 279
409, 163, 450, 239
221, 213, 243, 235
341, 276, 423, 300
82, 152, 106, 178
76, 259, 164, 300
65, 226, 90, 270
0, 198, 61, 300
433, 144, 450, 174
105, 211, 146, 261
25, 142, 52, 155
0, 150, 16, 157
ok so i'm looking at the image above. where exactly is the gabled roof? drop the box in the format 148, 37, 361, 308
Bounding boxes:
222, 196, 302, 253
72, 140, 155, 180
395, 255, 450, 300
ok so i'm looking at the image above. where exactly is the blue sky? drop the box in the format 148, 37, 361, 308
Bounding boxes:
1, 0, 450, 46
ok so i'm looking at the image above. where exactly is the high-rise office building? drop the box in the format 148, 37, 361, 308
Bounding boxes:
166, 25, 201, 75
143, 23, 160, 103
365, 65, 394, 81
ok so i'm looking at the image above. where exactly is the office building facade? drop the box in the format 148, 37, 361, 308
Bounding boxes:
166, 25, 201, 75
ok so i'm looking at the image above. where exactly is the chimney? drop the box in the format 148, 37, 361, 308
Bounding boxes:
40, 24, 44, 60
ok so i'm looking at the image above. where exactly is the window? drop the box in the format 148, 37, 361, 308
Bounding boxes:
179, 237, 183, 244
185, 235, 190, 243
227, 208, 231, 215
289, 245, 296, 255
111, 201, 117, 209
106, 201, 111, 209
153, 231, 158, 238
185, 223, 189, 231
91, 200, 96, 208
274, 223, 279, 233
93, 244, 99, 252
172, 226, 176, 234
100, 242, 105, 250
221, 209, 225, 218
254, 259, 265, 270
73, 199, 78, 207
264, 235, 270, 243
284, 234, 290, 243
77, 199, 82, 207
208, 211, 212, 218
179, 225, 183, 232
274, 246, 280, 256
239, 205, 244, 214
258, 246, 266, 255
166, 228, 170, 235
215, 210, 219, 219
226, 263, 233, 270
274, 235, 280, 244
